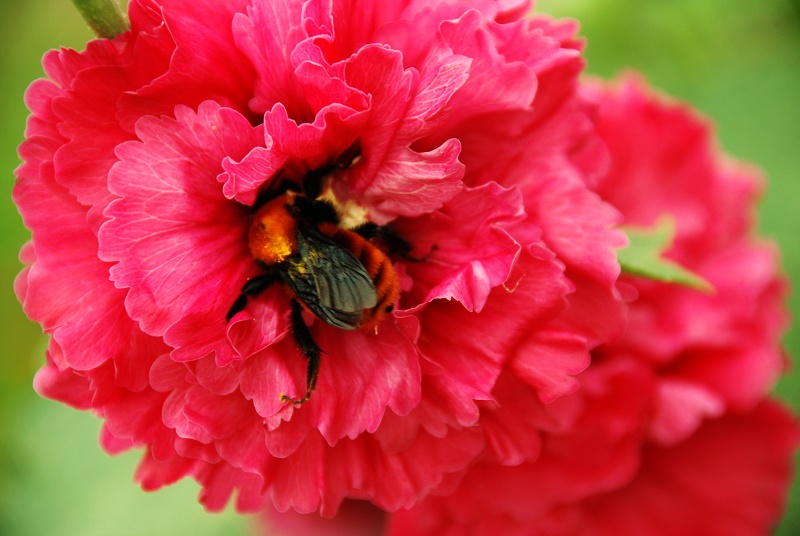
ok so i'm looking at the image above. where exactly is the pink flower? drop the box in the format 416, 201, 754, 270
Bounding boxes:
14, 0, 625, 515
586, 77, 790, 443
378, 78, 799, 534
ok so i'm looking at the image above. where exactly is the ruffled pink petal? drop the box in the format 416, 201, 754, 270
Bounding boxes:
220, 56, 374, 203
410, 302, 511, 431
305, 0, 414, 64
387, 358, 654, 536
477, 372, 550, 466
516, 359, 653, 506
261, 91, 365, 163
166, 284, 290, 366
163, 385, 255, 449
15, 96, 167, 377
489, 21, 572, 78
232, 0, 313, 118
368, 2, 479, 68
425, 16, 626, 346
335, 45, 465, 222
408, 246, 571, 434
506, 263, 630, 403
394, 182, 523, 312
240, 314, 421, 444
218, 142, 287, 206
229, 4, 474, 214
291, 58, 372, 123
495, 0, 532, 22
268, 426, 484, 515
46, 39, 139, 225
32, 359, 93, 410
99, 102, 260, 362
437, 10, 539, 122
99, 424, 136, 455
647, 379, 725, 446
506, 327, 587, 404
341, 138, 465, 224
148, 354, 186, 392
119, 0, 255, 126
181, 410, 484, 514
101, 375, 173, 446
394, 41, 472, 140
135, 447, 205, 491
418, 13, 583, 169
42, 0, 254, 225
162, 384, 488, 515
360, 6, 479, 139
512, 171, 625, 327
196, 463, 270, 512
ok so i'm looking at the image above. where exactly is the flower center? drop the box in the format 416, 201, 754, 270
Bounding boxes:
228, 168, 402, 405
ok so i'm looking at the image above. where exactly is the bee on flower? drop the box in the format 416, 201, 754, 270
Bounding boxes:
13, 0, 797, 531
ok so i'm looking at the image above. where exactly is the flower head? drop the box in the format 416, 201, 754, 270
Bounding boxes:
15, 0, 625, 514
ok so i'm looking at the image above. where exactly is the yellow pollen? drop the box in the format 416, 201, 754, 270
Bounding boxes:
248, 196, 298, 265
254, 232, 292, 263
319, 187, 369, 229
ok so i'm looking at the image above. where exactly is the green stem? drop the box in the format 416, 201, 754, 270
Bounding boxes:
71, 0, 129, 39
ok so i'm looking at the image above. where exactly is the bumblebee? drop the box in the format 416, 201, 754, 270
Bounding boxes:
226, 172, 406, 405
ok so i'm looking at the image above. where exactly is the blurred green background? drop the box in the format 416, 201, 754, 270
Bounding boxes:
1, 0, 797, 534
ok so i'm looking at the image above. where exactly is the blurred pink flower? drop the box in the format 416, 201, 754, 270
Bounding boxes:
378, 78, 800, 534
14, 0, 625, 515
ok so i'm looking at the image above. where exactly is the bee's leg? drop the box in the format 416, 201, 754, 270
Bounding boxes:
281, 300, 321, 405
226, 274, 274, 322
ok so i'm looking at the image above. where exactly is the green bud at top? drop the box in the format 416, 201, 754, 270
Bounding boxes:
71, 0, 129, 39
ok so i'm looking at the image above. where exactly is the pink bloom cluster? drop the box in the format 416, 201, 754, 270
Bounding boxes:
13, 0, 797, 533
379, 78, 800, 536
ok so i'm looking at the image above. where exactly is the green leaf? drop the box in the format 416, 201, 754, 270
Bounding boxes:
618, 216, 714, 292
71, 0, 129, 38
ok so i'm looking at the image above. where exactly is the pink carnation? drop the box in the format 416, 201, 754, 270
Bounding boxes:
14, 0, 625, 515
374, 78, 798, 534
585, 77, 790, 442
